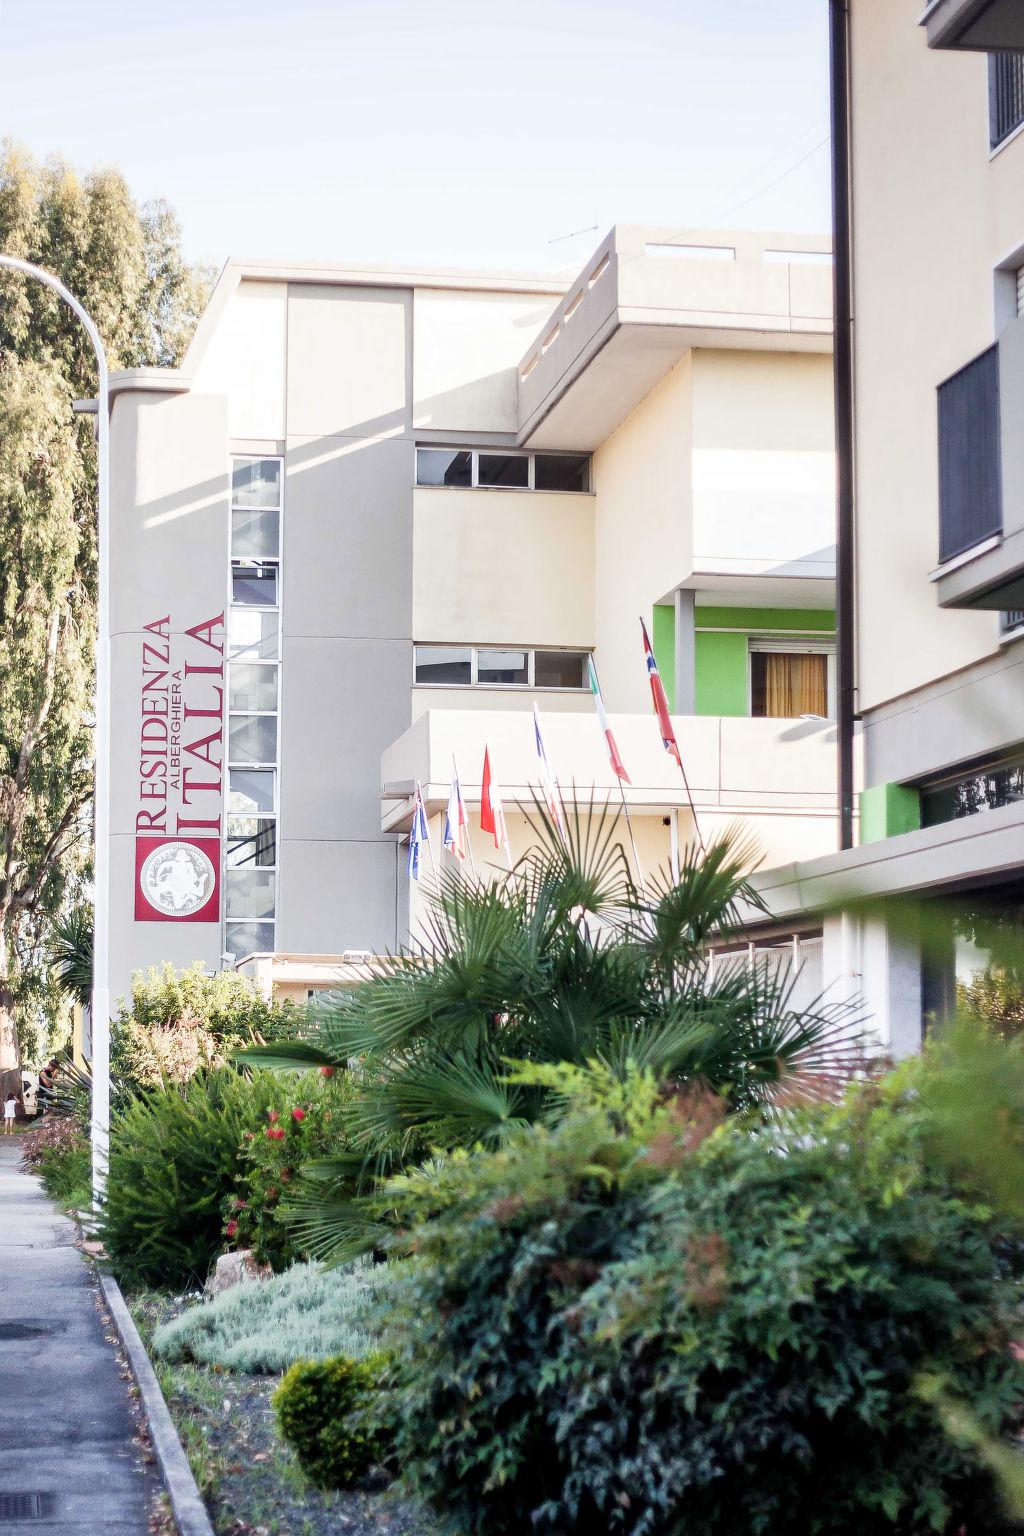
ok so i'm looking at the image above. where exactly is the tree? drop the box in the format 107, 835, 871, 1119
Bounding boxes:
0, 141, 213, 1098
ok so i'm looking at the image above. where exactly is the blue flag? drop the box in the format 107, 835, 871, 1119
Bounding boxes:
408, 785, 430, 881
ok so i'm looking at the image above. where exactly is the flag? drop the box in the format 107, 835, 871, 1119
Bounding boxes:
532, 703, 564, 832
480, 745, 510, 856
407, 782, 430, 881
443, 770, 469, 861
641, 616, 682, 767
587, 656, 630, 782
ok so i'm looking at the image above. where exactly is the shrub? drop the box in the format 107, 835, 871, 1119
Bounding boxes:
957, 967, 1024, 1041
274, 1353, 389, 1489
380, 1064, 1024, 1536
20, 1117, 91, 1209
111, 961, 293, 1095
153, 1258, 397, 1374
98, 1069, 291, 1288
225, 1069, 355, 1270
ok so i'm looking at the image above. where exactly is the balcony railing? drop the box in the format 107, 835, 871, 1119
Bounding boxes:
938, 343, 1002, 564
990, 53, 1024, 148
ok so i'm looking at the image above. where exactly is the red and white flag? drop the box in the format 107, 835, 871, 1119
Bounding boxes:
443, 770, 469, 861
640, 617, 682, 769
587, 656, 630, 782
480, 745, 511, 859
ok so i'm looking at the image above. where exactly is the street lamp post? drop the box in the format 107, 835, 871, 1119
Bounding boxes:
0, 255, 111, 1207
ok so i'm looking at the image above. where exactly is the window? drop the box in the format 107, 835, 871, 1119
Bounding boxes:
229, 608, 278, 662
534, 649, 588, 689
990, 53, 1024, 150
414, 645, 472, 686
416, 448, 472, 487
414, 644, 590, 689
749, 642, 833, 719
478, 453, 528, 489
922, 754, 1024, 826
477, 648, 529, 685
534, 454, 589, 493
231, 562, 278, 607
415, 447, 591, 493
227, 455, 283, 961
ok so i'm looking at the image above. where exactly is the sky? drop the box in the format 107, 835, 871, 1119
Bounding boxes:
0, 0, 832, 278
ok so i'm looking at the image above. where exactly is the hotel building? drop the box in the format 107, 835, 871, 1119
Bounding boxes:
105, 226, 838, 1004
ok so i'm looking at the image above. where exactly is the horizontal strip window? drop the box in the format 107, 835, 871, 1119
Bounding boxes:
921, 751, 1024, 828
414, 644, 590, 690
416, 447, 590, 494
225, 919, 275, 959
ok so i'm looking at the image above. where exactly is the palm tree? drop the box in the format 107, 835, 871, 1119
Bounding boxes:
47, 906, 93, 1010
243, 801, 866, 1258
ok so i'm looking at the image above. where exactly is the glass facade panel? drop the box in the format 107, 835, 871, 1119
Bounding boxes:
534, 454, 590, 493
477, 648, 529, 685
416, 448, 472, 487
228, 769, 275, 815
226, 816, 276, 868
231, 563, 278, 607
231, 508, 280, 559
922, 756, 1024, 827
414, 645, 472, 685
228, 608, 279, 661
225, 920, 275, 959
228, 663, 279, 714
478, 453, 528, 488
534, 650, 588, 689
232, 457, 281, 509
229, 713, 278, 764
225, 868, 277, 920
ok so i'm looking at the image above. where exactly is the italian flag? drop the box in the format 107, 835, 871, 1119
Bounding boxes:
587, 656, 630, 782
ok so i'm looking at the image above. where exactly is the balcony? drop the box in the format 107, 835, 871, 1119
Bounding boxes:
922, 0, 1024, 52
933, 319, 1024, 609
515, 227, 833, 451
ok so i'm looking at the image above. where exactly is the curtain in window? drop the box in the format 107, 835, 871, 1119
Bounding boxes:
763, 652, 828, 717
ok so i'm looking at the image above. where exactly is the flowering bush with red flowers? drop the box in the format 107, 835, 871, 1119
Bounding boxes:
224, 1069, 355, 1271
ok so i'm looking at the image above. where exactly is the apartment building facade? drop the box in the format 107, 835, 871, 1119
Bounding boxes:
105, 228, 838, 1002
749, 0, 1024, 1053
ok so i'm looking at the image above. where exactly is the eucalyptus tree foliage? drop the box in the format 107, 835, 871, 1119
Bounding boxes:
242, 801, 867, 1263
0, 141, 213, 1093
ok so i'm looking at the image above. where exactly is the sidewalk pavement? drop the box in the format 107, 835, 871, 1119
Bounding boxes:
0, 1137, 158, 1532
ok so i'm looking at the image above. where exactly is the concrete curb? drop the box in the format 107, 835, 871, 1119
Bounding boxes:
99, 1272, 216, 1536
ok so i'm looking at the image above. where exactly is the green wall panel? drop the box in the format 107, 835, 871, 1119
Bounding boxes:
859, 782, 922, 844
695, 631, 749, 716
652, 604, 675, 704
695, 607, 835, 632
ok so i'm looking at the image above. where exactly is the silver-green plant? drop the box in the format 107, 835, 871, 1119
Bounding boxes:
152, 1259, 397, 1375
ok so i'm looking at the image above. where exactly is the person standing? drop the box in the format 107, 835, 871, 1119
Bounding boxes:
3, 1092, 18, 1135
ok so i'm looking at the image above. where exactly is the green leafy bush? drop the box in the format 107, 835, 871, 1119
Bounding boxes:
111, 961, 293, 1095
225, 1069, 355, 1270
20, 1117, 91, 1209
274, 1353, 389, 1488
98, 1069, 290, 1287
379, 1064, 1024, 1536
153, 1258, 397, 1374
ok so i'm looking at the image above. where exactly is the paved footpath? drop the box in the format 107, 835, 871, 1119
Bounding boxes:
0, 1138, 158, 1532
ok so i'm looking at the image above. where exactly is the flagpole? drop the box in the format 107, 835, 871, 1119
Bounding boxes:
615, 776, 647, 899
